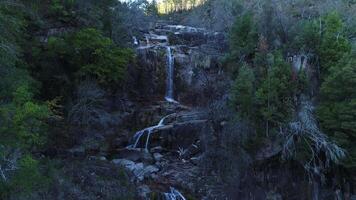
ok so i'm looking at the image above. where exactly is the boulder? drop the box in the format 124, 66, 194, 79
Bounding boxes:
112, 159, 159, 181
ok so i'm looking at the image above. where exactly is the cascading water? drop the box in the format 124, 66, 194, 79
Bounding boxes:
128, 115, 171, 150
165, 46, 178, 103
133, 36, 138, 45
129, 33, 179, 152
163, 187, 186, 200
145, 35, 150, 46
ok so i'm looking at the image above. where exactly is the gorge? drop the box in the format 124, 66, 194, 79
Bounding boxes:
1, 1, 355, 199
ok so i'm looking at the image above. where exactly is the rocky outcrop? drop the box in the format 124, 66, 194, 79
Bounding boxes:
133, 23, 227, 106
112, 159, 159, 181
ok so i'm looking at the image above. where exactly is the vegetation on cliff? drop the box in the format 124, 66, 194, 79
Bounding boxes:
0, 0, 355, 199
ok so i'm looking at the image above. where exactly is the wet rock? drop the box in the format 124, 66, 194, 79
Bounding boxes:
151, 146, 164, 153
111, 148, 154, 163
133, 23, 226, 106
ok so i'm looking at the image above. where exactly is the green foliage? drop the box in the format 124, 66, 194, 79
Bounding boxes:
229, 51, 298, 137
317, 55, 356, 167
230, 64, 255, 120
11, 155, 49, 194
292, 20, 320, 53
49, 0, 75, 22
255, 52, 296, 132
0, 154, 50, 199
0, 1, 26, 63
0, 85, 50, 150
319, 12, 351, 75
45, 28, 133, 86
0, 1, 50, 151
229, 13, 258, 60
146, 0, 159, 17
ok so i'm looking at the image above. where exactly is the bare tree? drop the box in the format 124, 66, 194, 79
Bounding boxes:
281, 99, 345, 174
68, 81, 111, 130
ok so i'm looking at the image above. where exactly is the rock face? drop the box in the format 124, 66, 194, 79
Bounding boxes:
112, 159, 159, 181
133, 23, 227, 106
106, 22, 228, 199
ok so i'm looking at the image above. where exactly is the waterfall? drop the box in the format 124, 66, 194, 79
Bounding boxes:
128, 115, 170, 150
165, 46, 178, 103
164, 187, 186, 200
145, 35, 150, 46
133, 36, 138, 45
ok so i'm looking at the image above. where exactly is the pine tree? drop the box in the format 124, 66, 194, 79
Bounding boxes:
319, 12, 351, 76
229, 13, 258, 61
230, 64, 255, 121
225, 13, 258, 76
317, 55, 356, 167
256, 52, 296, 135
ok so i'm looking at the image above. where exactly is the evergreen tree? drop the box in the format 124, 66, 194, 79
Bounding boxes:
256, 52, 296, 135
319, 12, 351, 76
225, 13, 258, 75
230, 64, 255, 121
146, 0, 159, 16
229, 13, 258, 61
317, 55, 356, 167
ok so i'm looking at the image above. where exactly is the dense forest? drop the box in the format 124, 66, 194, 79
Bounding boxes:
0, 0, 355, 199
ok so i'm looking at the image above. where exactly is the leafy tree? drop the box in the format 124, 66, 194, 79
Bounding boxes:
317, 55, 356, 167
0, 85, 50, 150
230, 64, 255, 121
68, 28, 133, 85
41, 28, 133, 91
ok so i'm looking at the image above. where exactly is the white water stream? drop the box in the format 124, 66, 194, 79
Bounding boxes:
164, 187, 187, 200
128, 115, 167, 150
133, 36, 138, 45
165, 46, 178, 103
129, 26, 190, 200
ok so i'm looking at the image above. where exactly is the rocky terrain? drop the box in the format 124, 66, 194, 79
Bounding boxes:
56, 22, 228, 199
114, 22, 227, 199
43, 21, 356, 200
